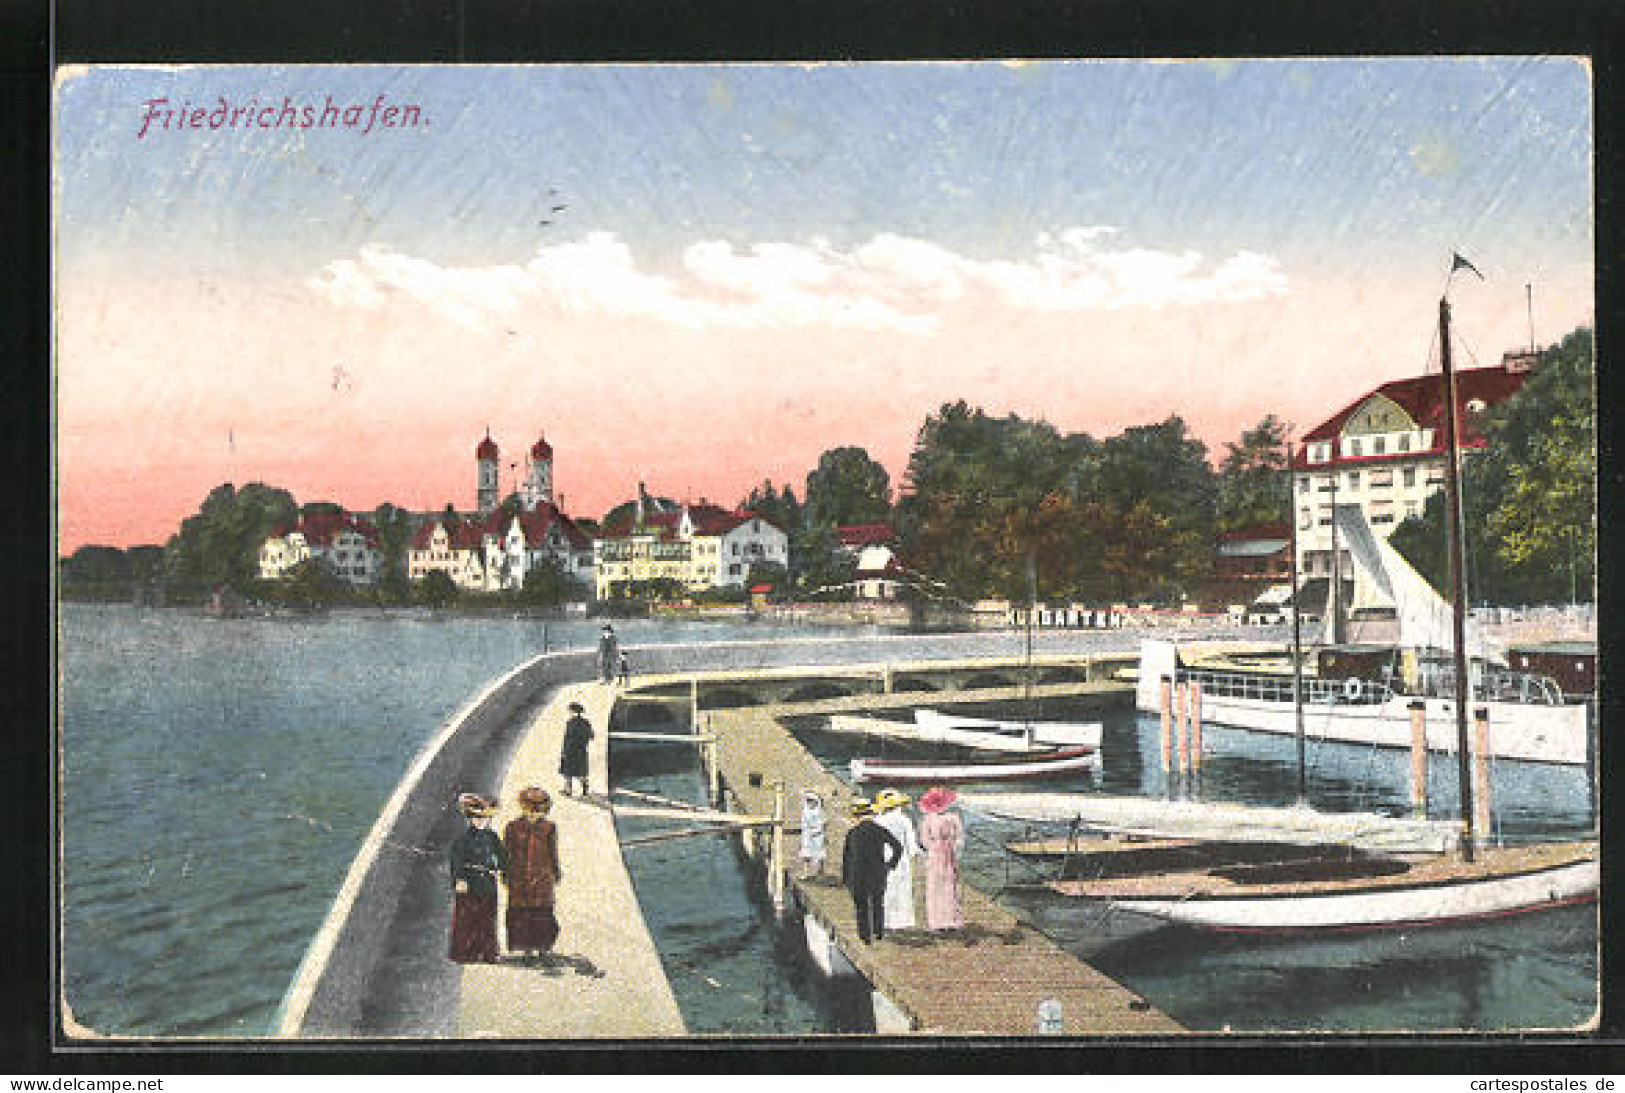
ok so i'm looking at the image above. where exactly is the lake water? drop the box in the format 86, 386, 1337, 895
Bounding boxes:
56, 604, 845, 1037
57, 605, 1597, 1037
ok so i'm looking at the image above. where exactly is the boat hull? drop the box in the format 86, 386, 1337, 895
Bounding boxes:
1137, 640, 1590, 765
1066, 844, 1599, 928
914, 708, 1103, 749
850, 747, 1101, 785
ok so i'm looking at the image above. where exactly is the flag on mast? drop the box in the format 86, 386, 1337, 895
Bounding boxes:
1450, 252, 1484, 280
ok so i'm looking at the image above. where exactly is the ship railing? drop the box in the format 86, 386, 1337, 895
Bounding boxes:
1412, 665, 1566, 706
1176, 666, 1394, 706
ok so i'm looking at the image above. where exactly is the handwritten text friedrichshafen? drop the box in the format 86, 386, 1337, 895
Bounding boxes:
137, 95, 426, 139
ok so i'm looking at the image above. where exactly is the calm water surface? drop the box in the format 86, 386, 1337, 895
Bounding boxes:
792, 699, 1598, 1033
57, 604, 838, 1037
59, 605, 1597, 1036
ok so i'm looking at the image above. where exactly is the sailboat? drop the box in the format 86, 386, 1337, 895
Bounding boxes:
966, 274, 1598, 932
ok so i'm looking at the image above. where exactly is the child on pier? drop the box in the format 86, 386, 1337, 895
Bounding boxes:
798, 790, 826, 879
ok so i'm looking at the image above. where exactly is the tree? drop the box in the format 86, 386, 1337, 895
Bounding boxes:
1390, 326, 1595, 605
802, 447, 892, 528
1215, 415, 1290, 532
371, 503, 416, 601
744, 560, 790, 598
739, 480, 801, 531
416, 570, 459, 607
166, 482, 299, 597
280, 558, 343, 609
1092, 416, 1217, 594
520, 557, 572, 606
791, 524, 858, 598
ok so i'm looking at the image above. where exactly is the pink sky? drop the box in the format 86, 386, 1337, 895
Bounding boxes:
55, 251, 1593, 551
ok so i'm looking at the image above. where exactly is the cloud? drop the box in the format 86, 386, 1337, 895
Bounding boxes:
308, 229, 1288, 334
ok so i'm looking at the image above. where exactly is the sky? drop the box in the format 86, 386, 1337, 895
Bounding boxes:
54, 59, 1595, 550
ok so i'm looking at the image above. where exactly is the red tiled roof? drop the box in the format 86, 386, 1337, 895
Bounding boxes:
1294, 364, 1529, 469
293, 511, 379, 548
837, 522, 894, 547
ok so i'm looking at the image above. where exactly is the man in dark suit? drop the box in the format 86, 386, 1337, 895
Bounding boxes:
841, 799, 903, 943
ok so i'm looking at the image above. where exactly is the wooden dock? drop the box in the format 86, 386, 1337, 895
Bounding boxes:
704, 701, 1183, 1036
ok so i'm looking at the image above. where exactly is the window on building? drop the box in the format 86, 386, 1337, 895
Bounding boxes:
1298, 477, 1309, 494
1399, 434, 1411, 452
1373, 437, 1386, 455
1348, 439, 1362, 457
1370, 471, 1393, 488
1346, 471, 1360, 488
1403, 468, 1417, 487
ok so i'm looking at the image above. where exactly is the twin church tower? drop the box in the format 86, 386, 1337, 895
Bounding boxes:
474, 430, 554, 515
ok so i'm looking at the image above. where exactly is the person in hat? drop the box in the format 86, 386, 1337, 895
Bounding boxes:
596, 624, 619, 684
618, 649, 631, 687
798, 789, 827, 879
917, 785, 966, 932
447, 793, 506, 963
840, 799, 902, 944
872, 788, 923, 931
503, 786, 563, 960
559, 701, 594, 796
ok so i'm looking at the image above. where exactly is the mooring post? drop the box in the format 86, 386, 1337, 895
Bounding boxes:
1190, 679, 1204, 774
1158, 676, 1173, 791
769, 780, 787, 910
1408, 700, 1428, 819
704, 717, 722, 808
1472, 707, 1493, 848
1175, 681, 1191, 787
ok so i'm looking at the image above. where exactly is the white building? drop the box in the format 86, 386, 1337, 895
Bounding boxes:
259, 511, 384, 586
593, 501, 788, 599
1293, 350, 1538, 580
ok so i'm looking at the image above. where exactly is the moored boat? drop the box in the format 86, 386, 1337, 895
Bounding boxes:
849, 746, 1100, 785
913, 708, 1102, 750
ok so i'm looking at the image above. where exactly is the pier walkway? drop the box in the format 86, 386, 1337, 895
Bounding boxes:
704, 702, 1182, 1036
455, 682, 685, 1038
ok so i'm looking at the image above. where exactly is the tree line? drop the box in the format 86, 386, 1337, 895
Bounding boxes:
59, 325, 1594, 610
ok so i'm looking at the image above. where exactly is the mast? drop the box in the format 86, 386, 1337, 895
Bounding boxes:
1023, 552, 1037, 746
1287, 431, 1308, 805
1328, 460, 1343, 644
1438, 296, 1477, 861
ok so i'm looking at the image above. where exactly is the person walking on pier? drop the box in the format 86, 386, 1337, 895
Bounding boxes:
618, 650, 631, 687
841, 799, 902, 944
874, 788, 923, 932
447, 793, 506, 964
918, 785, 966, 932
559, 701, 594, 797
798, 789, 827, 879
503, 786, 563, 961
596, 624, 619, 684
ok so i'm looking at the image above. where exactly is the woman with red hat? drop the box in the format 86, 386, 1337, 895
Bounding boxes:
447, 793, 506, 963
918, 785, 965, 932
503, 786, 563, 961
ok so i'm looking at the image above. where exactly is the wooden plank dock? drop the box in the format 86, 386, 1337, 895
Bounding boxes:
704, 701, 1183, 1036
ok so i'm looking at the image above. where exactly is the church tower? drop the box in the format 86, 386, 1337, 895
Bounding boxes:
475, 431, 500, 514
521, 434, 554, 512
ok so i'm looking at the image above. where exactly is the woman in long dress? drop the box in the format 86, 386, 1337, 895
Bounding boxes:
917, 785, 965, 931
503, 786, 562, 960
872, 788, 923, 931
447, 793, 506, 963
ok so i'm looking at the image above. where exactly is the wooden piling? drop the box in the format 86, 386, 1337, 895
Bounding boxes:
1175, 682, 1191, 779
1158, 676, 1173, 783
1190, 680, 1203, 772
1473, 707, 1493, 847
1408, 700, 1428, 819
769, 781, 787, 910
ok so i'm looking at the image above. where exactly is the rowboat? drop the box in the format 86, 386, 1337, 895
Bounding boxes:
849, 746, 1100, 785
913, 708, 1102, 750
1046, 841, 1597, 933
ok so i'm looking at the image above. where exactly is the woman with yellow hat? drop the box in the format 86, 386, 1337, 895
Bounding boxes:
872, 788, 923, 932
447, 793, 506, 963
